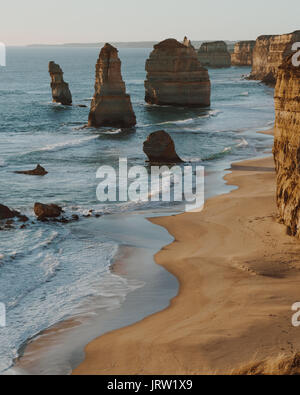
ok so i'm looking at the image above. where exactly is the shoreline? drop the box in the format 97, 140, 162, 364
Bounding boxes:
73, 153, 300, 375
10, 212, 178, 375
10, 128, 275, 375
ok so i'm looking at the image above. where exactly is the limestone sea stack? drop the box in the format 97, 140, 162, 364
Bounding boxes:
273, 55, 300, 236
231, 41, 255, 66
145, 39, 210, 107
198, 41, 231, 68
143, 130, 183, 163
48, 62, 72, 105
88, 44, 136, 128
249, 31, 300, 85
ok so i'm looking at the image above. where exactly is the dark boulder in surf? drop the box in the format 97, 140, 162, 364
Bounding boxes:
15, 164, 48, 176
0, 204, 19, 220
34, 203, 63, 220
143, 130, 183, 164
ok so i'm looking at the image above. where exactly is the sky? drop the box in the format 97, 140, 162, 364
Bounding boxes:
1, 0, 299, 46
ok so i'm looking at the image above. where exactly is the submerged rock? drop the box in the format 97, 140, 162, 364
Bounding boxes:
145, 38, 210, 107
15, 164, 48, 176
88, 43, 136, 128
249, 31, 300, 85
198, 41, 231, 68
34, 203, 63, 220
273, 55, 300, 236
143, 130, 183, 163
231, 41, 255, 66
48, 61, 72, 105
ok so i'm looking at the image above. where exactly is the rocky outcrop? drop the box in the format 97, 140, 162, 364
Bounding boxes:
0, 204, 28, 228
88, 43, 136, 128
250, 31, 300, 85
231, 41, 255, 66
0, 204, 18, 220
198, 41, 231, 68
15, 164, 48, 176
34, 203, 63, 220
143, 130, 183, 163
145, 39, 210, 107
273, 55, 300, 236
48, 62, 72, 105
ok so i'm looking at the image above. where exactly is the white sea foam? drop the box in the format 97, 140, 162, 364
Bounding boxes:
26, 135, 98, 154
236, 138, 249, 147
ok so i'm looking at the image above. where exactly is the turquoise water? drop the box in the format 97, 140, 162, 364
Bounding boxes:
0, 47, 274, 372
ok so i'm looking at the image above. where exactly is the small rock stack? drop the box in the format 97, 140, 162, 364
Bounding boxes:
198, 41, 231, 68
48, 61, 72, 105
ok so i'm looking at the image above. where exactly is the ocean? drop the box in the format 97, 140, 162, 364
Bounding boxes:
0, 47, 274, 373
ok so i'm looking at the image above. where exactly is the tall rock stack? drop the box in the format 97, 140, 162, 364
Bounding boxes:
273, 55, 300, 236
88, 43, 136, 128
231, 41, 255, 66
198, 41, 231, 68
145, 39, 211, 107
249, 31, 300, 85
48, 62, 72, 105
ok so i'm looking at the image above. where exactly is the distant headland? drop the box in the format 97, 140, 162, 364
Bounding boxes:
27, 40, 237, 50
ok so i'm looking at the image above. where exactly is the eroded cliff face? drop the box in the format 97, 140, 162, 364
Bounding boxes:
231, 41, 255, 66
48, 62, 72, 105
88, 43, 136, 128
250, 31, 300, 85
273, 55, 300, 236
145, 38, 211, 107
198, 41, 231, 68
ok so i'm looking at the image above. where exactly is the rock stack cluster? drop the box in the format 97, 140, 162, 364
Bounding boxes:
273, 55, 300, 236
249, 31, 300, 85
48, 62, 72, 105
88, 43, 136, 128
145, 39, 211, 107
231, 41, 255, 66
198, 41, 231, 68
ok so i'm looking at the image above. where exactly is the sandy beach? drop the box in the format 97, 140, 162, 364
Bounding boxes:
73, 154, 300, 375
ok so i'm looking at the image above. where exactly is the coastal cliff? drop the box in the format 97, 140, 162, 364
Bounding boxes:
273, 55, 300, 236
231, 41, 255, 66
88, 43, 136, 128
145, 39, 211, 107
48, 62, 72, 105
198, 41, 231, 68
250, 31, 300, 85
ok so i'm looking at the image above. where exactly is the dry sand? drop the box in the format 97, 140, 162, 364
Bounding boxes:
73, 155, 300, 375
